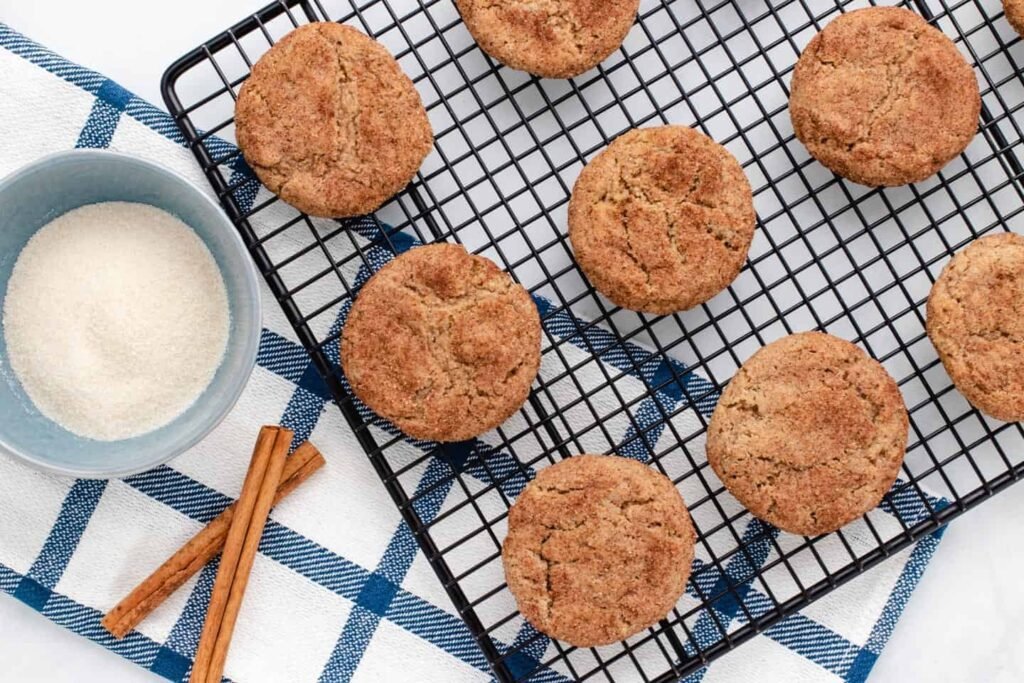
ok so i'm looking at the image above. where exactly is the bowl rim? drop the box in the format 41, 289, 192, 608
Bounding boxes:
0, 149, 263, 479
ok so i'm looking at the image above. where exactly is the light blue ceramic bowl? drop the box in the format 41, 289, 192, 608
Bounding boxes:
0, 150, 262, 478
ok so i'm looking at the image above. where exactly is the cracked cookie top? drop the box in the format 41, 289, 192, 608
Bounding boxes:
568, 125, 756, 315
707, 332, 908, 536
927, 233, 1024, 421
454, 0, 639, 78
341, 243, 541, 442
789, 7, 980, 187
234, 23, 433, 218
502, 454, 695, 647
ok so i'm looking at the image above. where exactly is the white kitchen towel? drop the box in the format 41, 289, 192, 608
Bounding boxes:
0, 22, 946, 683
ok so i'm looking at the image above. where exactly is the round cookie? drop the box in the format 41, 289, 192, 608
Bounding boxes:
789, 7, 980, 187
502, 455, 695, 647
341, 243, 541, 442
707, 332, 908, 536
235, 23, 433, 218
1006, 0, 1024, 37
927, 233, 1024, 421
568, 125, 756, 314
454, 0, 639, 78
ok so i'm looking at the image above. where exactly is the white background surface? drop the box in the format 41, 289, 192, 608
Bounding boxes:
1, 1, 1023, 681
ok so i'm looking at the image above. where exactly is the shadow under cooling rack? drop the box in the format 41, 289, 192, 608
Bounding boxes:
162, 0, 1024, 680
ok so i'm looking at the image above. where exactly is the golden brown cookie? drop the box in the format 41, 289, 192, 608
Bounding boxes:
707, 332, 908, 536
1005, 0, 1024, 37
568, 125, 756, 314
454, 0, 639, 78
789, 7, 980, 186
927, 233, 1024, 421
502, 455, 695, 647
341, 243, 541, 442
234, 23, 433, 218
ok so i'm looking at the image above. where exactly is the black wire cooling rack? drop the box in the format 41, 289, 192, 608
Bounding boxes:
162, 0, 1024, 680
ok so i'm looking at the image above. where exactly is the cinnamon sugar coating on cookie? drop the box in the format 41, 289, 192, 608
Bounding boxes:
502, 455, 695, 647
1006, 0, 1024, 37
568, 125, 755, 314
235, 23, 432, 217
455, 0, 639, 78
927, 233, 1024, 421
707, 332, 908, 536
789, 7, 979, 186
341, 244, 541, 442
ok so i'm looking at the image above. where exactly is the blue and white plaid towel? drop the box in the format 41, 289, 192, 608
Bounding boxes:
0, 22, 945, 683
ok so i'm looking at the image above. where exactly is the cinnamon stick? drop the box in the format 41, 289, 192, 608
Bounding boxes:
204, 426, 289, 683
101, 441, 324, 639
190, 425, 291, 683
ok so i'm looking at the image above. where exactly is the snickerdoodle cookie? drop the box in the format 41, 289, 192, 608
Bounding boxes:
502, 455, 695, 647
235, 22, 432, 218
568, 125, 756, 315
789, 7, 980, 186
341, 243, 541, 442
707, 332, 908, 536
1005, 0, 1024, 37
454, 0, 640, 78
927, 232, 1024, 422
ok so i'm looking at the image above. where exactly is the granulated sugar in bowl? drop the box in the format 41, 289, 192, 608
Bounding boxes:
0, 150, 260, 477
3, 201, 230, 441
